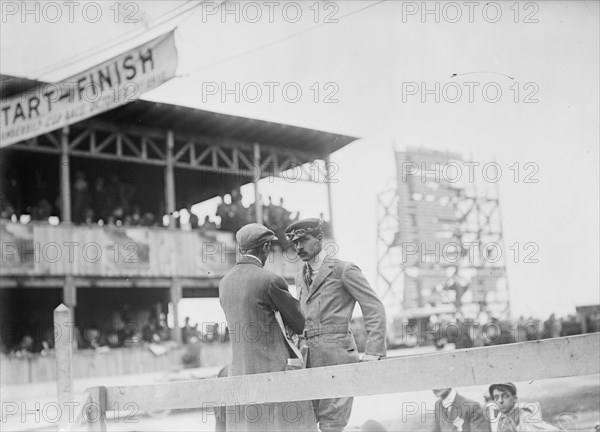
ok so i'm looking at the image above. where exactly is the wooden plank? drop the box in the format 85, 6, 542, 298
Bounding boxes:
102, 334, 599, 411
66, 391, 92, 431
85, 386, 107, 432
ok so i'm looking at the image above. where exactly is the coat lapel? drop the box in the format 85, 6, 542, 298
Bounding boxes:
307, 262, 333, 301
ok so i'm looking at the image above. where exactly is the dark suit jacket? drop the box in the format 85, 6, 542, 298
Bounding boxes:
432, 393, 491, 432
219, 256, 305, 375
294, 258, 386, 367
219, 256, 316, 431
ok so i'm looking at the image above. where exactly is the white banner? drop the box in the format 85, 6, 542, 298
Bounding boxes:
0, 31, 178, 148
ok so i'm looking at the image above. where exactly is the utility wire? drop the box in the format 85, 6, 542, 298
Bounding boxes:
29, 0, 206, 80
180, 0, 387, 77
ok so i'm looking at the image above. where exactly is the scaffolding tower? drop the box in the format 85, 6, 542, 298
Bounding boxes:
376, 147, 510, 321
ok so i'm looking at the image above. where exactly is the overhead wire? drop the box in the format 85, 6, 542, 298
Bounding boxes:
26, 1, 385, 84
28, 0, 206, 80
179, 0, 387, 77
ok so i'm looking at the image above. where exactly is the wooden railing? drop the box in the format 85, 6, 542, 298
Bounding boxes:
0, 221, 302, 280
63, 330, 598, 431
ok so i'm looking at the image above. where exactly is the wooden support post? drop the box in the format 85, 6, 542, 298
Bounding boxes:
63, 275, 76, 308
170, 279, 182, 344
253, 143, 262, 223
54, 303, 73, 431
165, 130, 176, 229
325, 154, 334, 238
60, 126, 72, 223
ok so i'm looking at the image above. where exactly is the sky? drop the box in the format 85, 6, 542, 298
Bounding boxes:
1, 0, 598, 320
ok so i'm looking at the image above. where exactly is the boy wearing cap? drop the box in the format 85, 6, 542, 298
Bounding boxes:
219, 223, 315, 431
285, 218, 387, 432
489, 383, 551, 432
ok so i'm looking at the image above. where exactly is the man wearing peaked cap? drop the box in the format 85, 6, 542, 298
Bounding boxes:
219, 223, 316, 431
285, 218, 387, 432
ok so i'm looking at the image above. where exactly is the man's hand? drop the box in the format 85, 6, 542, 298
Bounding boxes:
361, 354, 381, 362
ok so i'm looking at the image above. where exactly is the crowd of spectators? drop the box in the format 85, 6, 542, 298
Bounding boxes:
2, 309, 231, 356
0, 170, 161, 227
381, 310, 600, 353
4, 308, 599, 359
1, 174, 309, 241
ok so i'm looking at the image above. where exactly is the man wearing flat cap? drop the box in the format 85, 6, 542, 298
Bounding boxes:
285, 218, 387, 432
219, 223, 316, 431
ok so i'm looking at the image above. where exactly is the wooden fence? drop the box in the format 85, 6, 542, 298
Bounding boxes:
51, 305, 599, 431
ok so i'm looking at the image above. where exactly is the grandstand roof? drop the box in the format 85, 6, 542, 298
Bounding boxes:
1, 74, 358, 156
93, 100, 357, 157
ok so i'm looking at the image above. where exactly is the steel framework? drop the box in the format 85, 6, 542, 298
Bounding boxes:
376, 148, 510, 320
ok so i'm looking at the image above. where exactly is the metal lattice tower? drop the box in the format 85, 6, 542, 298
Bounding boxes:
376, 147, 510, 320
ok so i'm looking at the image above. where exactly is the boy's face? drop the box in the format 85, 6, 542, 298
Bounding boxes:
492, 388, 517, 413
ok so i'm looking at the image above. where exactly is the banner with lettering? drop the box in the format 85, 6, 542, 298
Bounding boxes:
1, 31, 178, 148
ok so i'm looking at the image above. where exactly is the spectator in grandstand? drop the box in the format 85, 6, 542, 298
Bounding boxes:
560, 314, 582, 336
199, 215, 217, 233
589, 311, 600, 333
4, 168, 22, 217
431, 388, 490, 432
453, 318, 474, 350
0, 201, 15, 219
188, 207, 199, 230
216, 195, 235, 231
141, 212, 156, 227
263, 195, 275, 225
229, 187, 252, 230
118, 180, 136, 216
72, 171, 90, 223
83, 208, 95, 224
131, 205, 142, 226
542, 314, 562, 339
93, 176, 109, 221
112, 206, 124, 226
105, 174, 119, 215
0, 186, 14, 219
13, 334, 35, 356
31, 198, 52, 221
181, 316, 198, 344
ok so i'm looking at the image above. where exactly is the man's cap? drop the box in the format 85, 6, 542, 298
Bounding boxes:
285, 218, 323, 242
236, 223, 277, 250
489, 382, 517, 397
